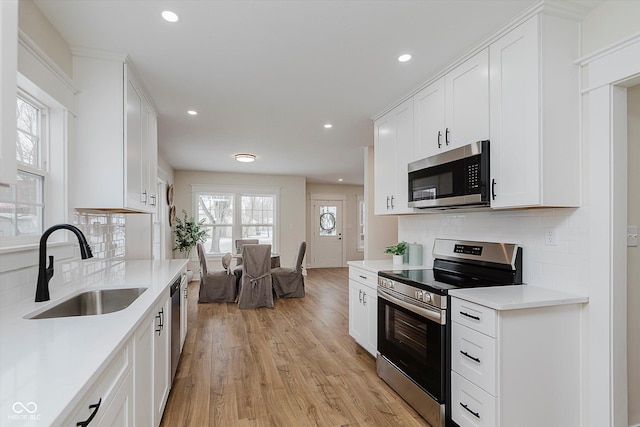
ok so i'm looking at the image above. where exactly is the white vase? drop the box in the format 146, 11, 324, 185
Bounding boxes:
392, 254, 403, 265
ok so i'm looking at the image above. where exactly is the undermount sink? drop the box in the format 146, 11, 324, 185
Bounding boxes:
27, 287, 147, 319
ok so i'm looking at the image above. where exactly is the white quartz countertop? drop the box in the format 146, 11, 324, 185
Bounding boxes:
347, 260, 426, 274
0, 258, 188, 426
449, 285, 589, 310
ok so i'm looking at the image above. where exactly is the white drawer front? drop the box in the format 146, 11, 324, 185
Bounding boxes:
349, 266, 378, 288
451, 371, 497, 427
451, 297, 497, 337
451, 322, 498, 395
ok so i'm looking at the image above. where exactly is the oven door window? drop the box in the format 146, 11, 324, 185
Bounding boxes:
378, 296, 445, 402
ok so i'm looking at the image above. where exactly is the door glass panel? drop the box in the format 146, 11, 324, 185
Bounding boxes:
318, 205, 337, 236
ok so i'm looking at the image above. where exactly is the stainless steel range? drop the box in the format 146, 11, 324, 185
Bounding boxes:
376, 239, 522, 427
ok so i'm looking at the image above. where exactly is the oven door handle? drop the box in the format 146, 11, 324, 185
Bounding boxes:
378, 289, 444, 325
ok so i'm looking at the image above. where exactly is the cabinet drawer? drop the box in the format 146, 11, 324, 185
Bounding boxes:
451, 322, 498, 395
451, 298, 497, 337
349, 267, 378, 288
62, 344, 132, 426
451, 371, 497, 427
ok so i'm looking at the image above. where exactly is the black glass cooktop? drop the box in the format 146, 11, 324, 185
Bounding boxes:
378, 268, 511, 295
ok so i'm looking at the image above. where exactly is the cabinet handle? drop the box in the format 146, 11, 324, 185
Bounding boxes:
491, 179, 496, 201
150, 194, 157, 206
460, 402, 480, 419
460, 311, 481, 321
386, 196, 390, 210
390, 195, 394, 209
460, 350, 481, 363
362, 291, 367, 305
437, 130, 442, 148
184, 288, 188, 299
76, 398, 102, 426
359, 275, 367, 280
142, 190, 148, 204
359, 289, 363, 303
445, 128, 450, 145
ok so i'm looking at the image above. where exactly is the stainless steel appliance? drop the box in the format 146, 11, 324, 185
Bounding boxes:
408, 140, 490, 209
170, 277, 181, 381
377, 239, 522, 427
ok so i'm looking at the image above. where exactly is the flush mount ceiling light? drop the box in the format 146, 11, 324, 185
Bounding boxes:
187, 110, 198, 116
338, 178, 344, 182
161, 10, 180, 23
398, 54, 412, 63
324, 123, 333, 129
235, 153, 256, 163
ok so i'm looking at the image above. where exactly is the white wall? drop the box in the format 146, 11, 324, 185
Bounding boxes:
172, 170, 306, 272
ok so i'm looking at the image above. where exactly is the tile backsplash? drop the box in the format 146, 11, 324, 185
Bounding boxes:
0, 212, 127, 308
398, 207, 587, 294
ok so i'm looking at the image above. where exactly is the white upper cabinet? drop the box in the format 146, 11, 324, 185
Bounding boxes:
73, 53, 158, 213
489, 13, 580, 208
0, 0, 18, 187
413, 49, 489, 161
374, 98, 415, 215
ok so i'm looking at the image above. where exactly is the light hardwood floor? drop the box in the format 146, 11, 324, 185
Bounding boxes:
160, 267, 429, 427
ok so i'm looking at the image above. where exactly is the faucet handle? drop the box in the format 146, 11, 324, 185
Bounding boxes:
46, 255, 54, 278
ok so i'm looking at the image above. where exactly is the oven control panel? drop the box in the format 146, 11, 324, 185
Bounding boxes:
377, 277, 445, 309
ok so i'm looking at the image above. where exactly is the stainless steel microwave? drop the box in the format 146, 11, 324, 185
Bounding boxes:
408, 140, 490, 209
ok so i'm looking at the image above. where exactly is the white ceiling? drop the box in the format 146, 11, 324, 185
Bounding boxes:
34, 0, 540, 185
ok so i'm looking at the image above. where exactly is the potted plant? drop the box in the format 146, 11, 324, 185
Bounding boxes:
385, 241, 407, 265
173, 209, 208, 259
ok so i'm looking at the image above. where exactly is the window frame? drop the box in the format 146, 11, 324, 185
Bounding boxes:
192, 184, 280, 257
0, 91, 49, 244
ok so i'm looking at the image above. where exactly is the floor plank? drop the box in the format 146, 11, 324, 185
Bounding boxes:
160, 267, 429, 427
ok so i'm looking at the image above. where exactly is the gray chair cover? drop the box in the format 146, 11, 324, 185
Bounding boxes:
221, 252, 232, 273
234, 239, 259, 265
197, 243, 237, 303
272, 241, 306, 299
237, 244, 274, 309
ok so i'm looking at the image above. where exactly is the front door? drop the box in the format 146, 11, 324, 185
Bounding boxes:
312, 200, 343, 268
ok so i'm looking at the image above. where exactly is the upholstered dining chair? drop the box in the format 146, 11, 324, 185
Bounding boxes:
237, 244, 274, 309
233, 238, 260, 278
197, 243, 237, 303
272, 241, 306, 298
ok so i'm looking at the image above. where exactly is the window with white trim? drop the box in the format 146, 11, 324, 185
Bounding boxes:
0, 95, 47, 239
194, 187, 278, 255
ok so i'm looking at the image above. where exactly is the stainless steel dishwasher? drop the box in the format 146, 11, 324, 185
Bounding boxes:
170, 277, 181, 381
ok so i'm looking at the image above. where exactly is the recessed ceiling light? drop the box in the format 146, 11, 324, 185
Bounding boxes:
235, 153, 256, 163
338, 178, 344, 182
187, 110, 198, 116
324, 123, 333, 129
161, 10, 180, 23
398, 54, 412, 63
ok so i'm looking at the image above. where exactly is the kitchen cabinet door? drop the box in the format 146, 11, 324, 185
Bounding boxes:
349, 281, 367, 346
413, 77, 446, 161
374, 111, 396, 214
73, 54, 158, 213
0, 0, 17, 186
445, 48, 489, 150
374, 98, 414, 215
134, 314, 154, 427
348, 266, 377, 356
96, 370, 134, 427
153, 294, 171, 427
489, 14, 579, 208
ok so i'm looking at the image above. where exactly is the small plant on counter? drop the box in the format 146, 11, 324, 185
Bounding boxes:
173, 209, 208, 258
385, 241, 407, 256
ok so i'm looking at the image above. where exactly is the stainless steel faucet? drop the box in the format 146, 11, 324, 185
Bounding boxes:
35, 224, 94, 302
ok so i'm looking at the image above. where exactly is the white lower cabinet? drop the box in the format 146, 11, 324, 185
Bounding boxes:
133, 291, 171, 427
450, 296, 582, 427
63, 345, 133, 426
348, 266, 377, 356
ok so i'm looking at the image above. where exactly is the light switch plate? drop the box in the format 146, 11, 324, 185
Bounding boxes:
628, 225, 639, 247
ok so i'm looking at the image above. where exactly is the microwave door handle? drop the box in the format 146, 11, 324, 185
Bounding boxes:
378, 289, 444, 324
